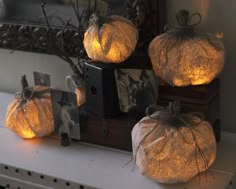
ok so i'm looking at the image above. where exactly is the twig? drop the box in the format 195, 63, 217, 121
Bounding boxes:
10, 42, 31, 54
41, 3, 51, 28
40, 2, 83, 77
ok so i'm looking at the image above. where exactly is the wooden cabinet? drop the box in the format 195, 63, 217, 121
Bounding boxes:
158, 79, 221, 142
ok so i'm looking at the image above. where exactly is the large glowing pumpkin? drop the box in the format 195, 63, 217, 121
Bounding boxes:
149, 10, 225, 86
83, 14, 138, 63
5, 83, 54, 139
132, 103, 217, 183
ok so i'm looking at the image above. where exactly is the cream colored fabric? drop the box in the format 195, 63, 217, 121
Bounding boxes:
132, 112, 217, 183
149, 31, 225, 86
84, 15, 138, 63
5, 86, 54, 139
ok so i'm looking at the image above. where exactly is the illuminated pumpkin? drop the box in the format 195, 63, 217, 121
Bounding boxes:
83, 13, 138, 63
132, 103, 217, 183
149, 10, 225, 86
5, 84, 54, 139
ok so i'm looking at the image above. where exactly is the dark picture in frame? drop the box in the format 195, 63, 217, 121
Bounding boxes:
115, 69, 158, 113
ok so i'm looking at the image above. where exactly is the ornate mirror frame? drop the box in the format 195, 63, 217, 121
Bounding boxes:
0, 0, 165, 57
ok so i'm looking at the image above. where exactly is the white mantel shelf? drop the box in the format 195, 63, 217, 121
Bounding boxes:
0, 92, 235, 189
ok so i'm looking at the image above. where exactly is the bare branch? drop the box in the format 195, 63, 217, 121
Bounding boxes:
41, 3, 51, 28
39, 1, 87, 78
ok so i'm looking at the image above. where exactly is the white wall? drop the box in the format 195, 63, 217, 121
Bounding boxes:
0, 49, 73, 93
167, 0, 236, 132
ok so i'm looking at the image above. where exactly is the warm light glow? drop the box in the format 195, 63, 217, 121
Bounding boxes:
216, 32, 224, 39
84, 15, 138, 63
132, 115, 217, 183
5, 86, 54, 139
75, 87, 86, 107
149, 32, 225, 86
20, 129, 36, 139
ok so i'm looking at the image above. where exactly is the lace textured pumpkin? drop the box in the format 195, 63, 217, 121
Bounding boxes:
132, 103, 217, 183
83, 14, 138, 63
5, 76, 54, 139
149, 10, 225, 86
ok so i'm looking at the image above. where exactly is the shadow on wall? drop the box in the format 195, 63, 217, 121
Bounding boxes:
198, 0, 209, 20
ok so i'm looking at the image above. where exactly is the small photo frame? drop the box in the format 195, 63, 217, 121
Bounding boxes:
115, 69, 158, 113
34, 71, 51, 87
50, 89, 79, 136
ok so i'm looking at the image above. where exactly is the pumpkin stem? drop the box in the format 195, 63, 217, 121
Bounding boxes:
167, 101, 180, 115
21, 75, 29, 90
89, 12, 110, 29
176, 10, 190, 27
171, 10, 202, 38
176, 10, 202, 28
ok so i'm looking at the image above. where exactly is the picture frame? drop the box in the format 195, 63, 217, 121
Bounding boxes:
115, 69, 158, 113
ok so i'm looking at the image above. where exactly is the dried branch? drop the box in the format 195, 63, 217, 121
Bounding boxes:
40, 2, 86, 78
41, 3, 51, 28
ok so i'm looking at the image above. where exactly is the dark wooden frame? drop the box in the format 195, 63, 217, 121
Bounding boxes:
0, 24, 80, 56
0, 0, 165, 57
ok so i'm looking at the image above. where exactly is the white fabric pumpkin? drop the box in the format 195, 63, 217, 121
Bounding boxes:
132, 109, 217, 183
148, 10, 225, 86
5, 84, 54, 139
83, 14, 138, 63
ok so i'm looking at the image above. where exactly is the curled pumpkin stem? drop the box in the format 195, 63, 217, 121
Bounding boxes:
17, 75, 51, 109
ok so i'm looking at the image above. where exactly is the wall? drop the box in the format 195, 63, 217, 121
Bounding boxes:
167, 0, 236, 132
0, 49, 73, 93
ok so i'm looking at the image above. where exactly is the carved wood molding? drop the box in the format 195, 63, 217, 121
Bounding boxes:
0, 23, 80, 57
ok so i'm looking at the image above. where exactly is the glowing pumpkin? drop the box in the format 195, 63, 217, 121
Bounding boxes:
132, 103, 217, 183
83, 13, 138, 63
148, 10, 225, 86
5, 84, 54, 139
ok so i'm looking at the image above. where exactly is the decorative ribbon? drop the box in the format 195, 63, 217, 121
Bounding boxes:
164, 10, 201, 34
16, 75, 50, 109
145, 101, 205, 129
162, 10, 223, 51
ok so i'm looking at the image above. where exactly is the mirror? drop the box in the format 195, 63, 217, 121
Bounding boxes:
0, 0, 111, 27
0, 0, 165, 56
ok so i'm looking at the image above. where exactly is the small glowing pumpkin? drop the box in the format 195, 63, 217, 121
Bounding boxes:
149, 10, 225, 86
83, 13, 138, 63
5, 76, 54, 139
